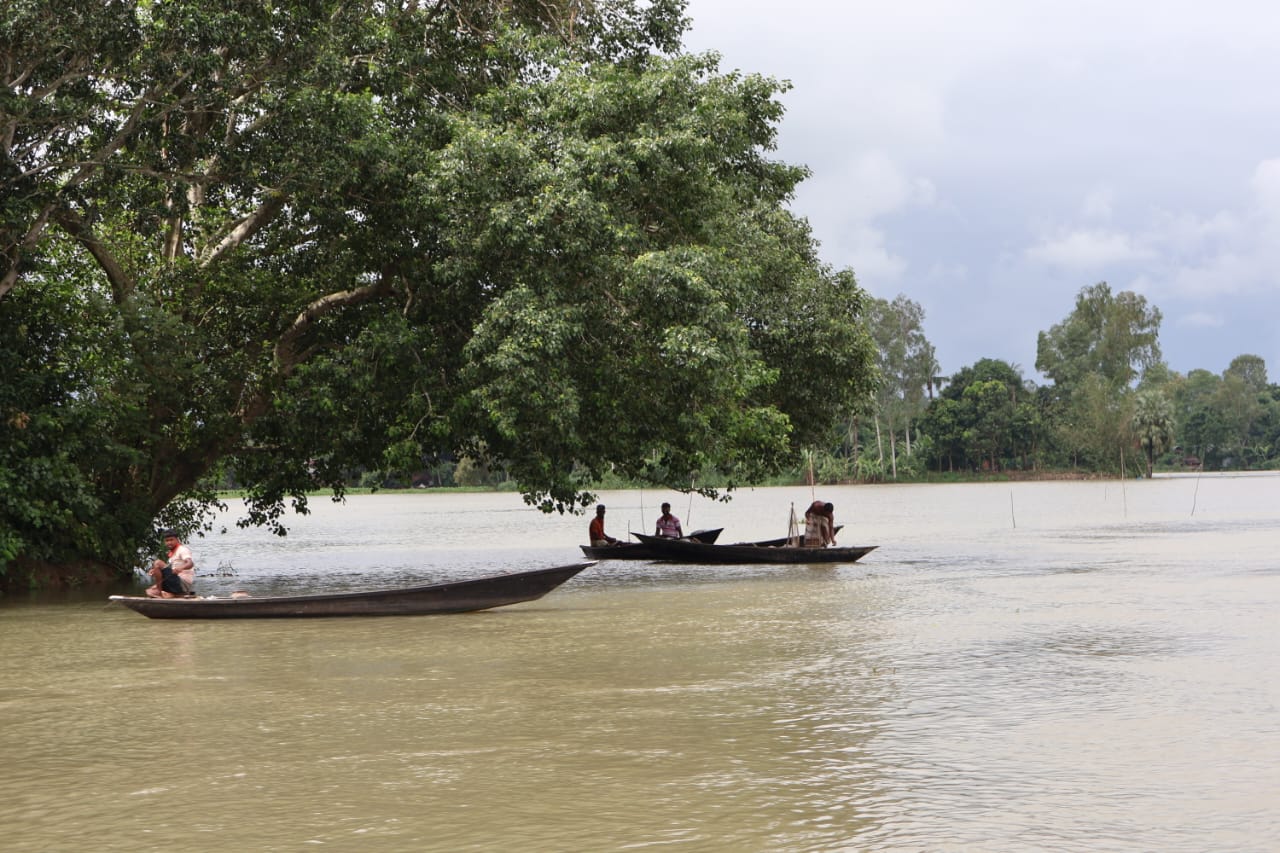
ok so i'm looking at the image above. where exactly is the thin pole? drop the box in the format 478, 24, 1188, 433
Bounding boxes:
1010, 489, 1016, 529
687, 477, 695, 529
807, 450, 816, 503
1120, 449, 1128, 518
1191, 460, 1203, 516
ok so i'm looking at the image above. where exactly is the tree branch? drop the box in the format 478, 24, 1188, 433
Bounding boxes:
199, 193, 288, 268
1, 75, 196, 302
273, 278, 395, 373
51, 207, 135, 302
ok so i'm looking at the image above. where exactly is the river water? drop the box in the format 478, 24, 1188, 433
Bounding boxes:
2, 476, 1278, 852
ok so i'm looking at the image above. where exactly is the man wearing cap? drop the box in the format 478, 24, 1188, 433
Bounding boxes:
589, 504, 619, 547
144, 529, 197, 598
654, 502, 683, 538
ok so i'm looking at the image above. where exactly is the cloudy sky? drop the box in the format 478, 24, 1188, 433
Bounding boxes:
680, 0, 1280, 382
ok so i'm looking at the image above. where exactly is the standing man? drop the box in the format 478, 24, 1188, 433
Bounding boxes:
654, 502, 683, 538
589, 504, 620, 547
145, 529, 196, 598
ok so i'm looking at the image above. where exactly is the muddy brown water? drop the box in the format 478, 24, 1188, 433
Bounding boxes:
2, 476, 1278, 851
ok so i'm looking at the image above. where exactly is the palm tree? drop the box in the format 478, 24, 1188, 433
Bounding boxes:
1132, 390, 1175, 478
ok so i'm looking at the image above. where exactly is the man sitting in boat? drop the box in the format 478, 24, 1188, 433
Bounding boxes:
589, 504, 620, 546
145, 529, 197, 598
654, 502, 683, 538
803, 501, 837, 547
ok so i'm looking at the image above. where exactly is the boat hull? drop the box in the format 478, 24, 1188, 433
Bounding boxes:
579, 528, 723, 560
630, 533, 876, 565
109, 561, 594, 619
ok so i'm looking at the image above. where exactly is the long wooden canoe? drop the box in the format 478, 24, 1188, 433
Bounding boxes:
630, 533, 876, 565
579, 527, 723, 560
109, 561, 594, 619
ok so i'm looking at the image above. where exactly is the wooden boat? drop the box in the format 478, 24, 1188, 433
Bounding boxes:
579, 527, 723, 560
630, 533, 876, 565
109, 561, 594, 619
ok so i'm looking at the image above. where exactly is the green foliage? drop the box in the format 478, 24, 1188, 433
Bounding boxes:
867, 283, 1280, 481
853, 453, 888, 483
1, 1, 876, 580
453, 456, 504, 488
1, 265, 133, 572
861, 294, 935, 478
1131, 389, 1174, 477
961, 379, 1015, 469
1032, 282, 1163, 472
1036, 282, 1162, 389
1169, 361, 1279, 470
913, 358, 1043, 473
1225, 354, 1268, 392
918, 397, 966, 472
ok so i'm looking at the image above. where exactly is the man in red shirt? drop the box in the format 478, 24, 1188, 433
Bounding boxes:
589, 504, 619, 547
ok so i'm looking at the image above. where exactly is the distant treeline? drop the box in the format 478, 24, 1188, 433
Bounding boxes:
836, 283, 1276, 482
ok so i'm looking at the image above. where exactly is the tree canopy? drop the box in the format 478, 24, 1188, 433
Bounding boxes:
0, 0, 877, 584
1035, 281, 1162, 390
862, 294, 936, 476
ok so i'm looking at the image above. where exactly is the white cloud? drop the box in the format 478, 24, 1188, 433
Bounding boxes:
793, 151, 937, 284
1025, 230, 1151, 269
1249, 159, 1280, 262
682, 0, 1280, 372
1081, 187, 1115, 221
808, 150, 921, 221
1144, 209, 1241, 251
911, 177, 938, 208
1251, 159, 1280, 217
831, 224, 908, 284
1176, 312, 1225, 329
923, 261, 969, 283
1163, 253, 1260, 299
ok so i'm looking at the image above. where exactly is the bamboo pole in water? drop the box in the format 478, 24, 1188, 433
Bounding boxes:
1120, 448, 1128, 518
687, 477, 695, 530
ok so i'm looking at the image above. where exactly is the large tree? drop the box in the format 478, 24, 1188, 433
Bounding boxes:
1174, 369, 1228, 467
1224, 354, 1268, 393
1035, 281, 1162, 389
0, 0, 876, 585
1035, 282, 1163, 473
1062, 374, 1137, 474
916, 358, 1042, 473
863, 294, 937, 478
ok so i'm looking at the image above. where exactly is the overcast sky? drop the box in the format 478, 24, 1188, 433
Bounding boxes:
680, 0, 1280, 382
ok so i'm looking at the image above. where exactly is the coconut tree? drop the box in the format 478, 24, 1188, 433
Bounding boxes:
1132, 389, 1175, 478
